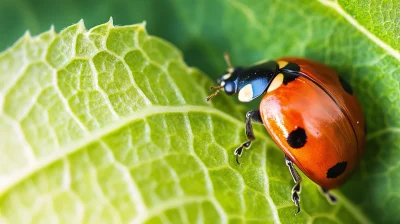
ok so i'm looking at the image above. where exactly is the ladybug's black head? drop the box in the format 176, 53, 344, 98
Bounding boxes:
219, 69, 241, 95
207, 53, 278, 102
206, 68, 240, 101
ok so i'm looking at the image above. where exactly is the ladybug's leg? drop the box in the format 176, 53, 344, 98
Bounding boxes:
234, 110, 263, 164
285, 154, 302, 215
319, 187, 338, 204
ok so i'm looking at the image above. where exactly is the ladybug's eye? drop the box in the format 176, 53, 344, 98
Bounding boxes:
223, 81, 236, 95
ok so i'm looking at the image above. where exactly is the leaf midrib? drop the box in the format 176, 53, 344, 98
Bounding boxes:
0, 105, 263, 197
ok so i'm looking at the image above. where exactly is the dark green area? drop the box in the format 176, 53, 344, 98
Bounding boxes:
1, 0, 260, 76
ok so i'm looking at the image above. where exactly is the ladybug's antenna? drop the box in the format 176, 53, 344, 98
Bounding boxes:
224, 52, 234, 73
206, 86, 223, 101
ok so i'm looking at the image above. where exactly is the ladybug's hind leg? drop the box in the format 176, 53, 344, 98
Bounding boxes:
319, 187, 338, 204
285, 155, 302, 215
234, 110, 263, 164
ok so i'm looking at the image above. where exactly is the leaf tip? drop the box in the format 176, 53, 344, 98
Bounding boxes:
49, 24, 55, 33
23, 30, 31, 40
108, 17, 114, 26
77, 19, 86, 31
137, 21, 147, 32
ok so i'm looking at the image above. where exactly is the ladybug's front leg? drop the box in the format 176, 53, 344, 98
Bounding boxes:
234, 110, 263, 164
285, 154, 302, 214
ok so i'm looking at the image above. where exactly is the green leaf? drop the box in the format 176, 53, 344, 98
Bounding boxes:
0, 20, 275, 223
0, 0, 399, 223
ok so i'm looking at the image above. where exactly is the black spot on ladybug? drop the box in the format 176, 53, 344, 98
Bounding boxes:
327, 162, 347, 178
287, 127, 307, 148
281, 62, 300, 85
282, 62, 300, 72
282, 72, 299, 85
339, 77, 353, 95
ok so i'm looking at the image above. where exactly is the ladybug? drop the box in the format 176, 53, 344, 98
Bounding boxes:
207, 53, 365, 214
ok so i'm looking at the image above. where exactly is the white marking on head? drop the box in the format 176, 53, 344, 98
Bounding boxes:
220, 81, 226, 87
222, 73, 232, 80
238, 84, 253, 102
267, 73, 284, 93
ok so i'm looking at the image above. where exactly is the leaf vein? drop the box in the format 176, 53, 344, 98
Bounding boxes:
318, 0, 400, 61
0, 105, 250, 197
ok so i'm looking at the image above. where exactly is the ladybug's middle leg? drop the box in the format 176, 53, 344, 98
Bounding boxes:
285, 154, 302, 215
319, 187, 337, 204
234, 110, 263, 164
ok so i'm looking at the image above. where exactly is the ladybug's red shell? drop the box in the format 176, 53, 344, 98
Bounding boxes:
260, 57, 365, 189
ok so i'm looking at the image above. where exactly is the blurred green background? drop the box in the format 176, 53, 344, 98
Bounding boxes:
0, 0, 239, 77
